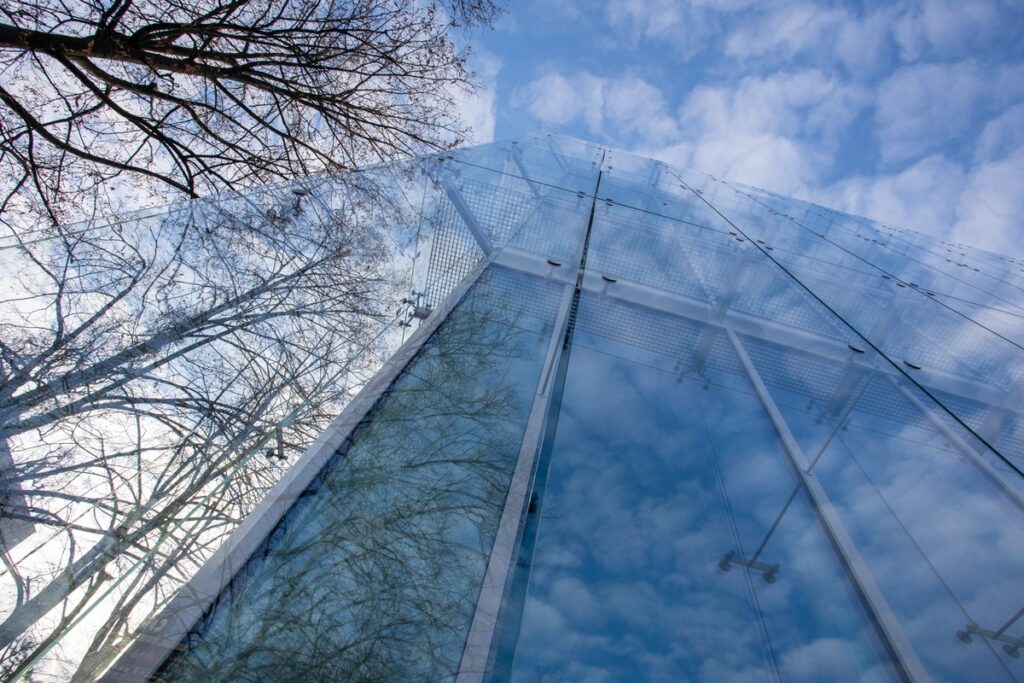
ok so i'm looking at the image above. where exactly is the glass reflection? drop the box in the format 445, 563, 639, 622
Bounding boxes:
155, 267, 561, 682
119, 137, 1024, 683
676, 174, 1024, 473
506, 294, 900, 683
745, 333, 1024, 682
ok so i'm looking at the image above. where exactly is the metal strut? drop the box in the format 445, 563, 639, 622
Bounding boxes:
957, 607, 1024, 659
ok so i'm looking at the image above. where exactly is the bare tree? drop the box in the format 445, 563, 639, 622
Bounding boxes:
0, 0, 498, 226
0, 165, 451, 679
0, 0, 500, 677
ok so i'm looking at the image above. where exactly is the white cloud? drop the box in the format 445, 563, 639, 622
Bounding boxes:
817, 109, 1024, 255
954, 145, 1024, 253
687, 134, 817, 194
719, 0, 1019, 74
512, 73, 597, 128
669, 70, 869, 193
680, 70, 868, 143
819, 155, 966, 240
604, 78, 680, 140
893, 0, 1007, 61
455, 50, 502, 144
512, 71, 678, 143
603, 0, 686, 41
601, 0, 720, 57
874, 61, 986, 163
975, 103, 1024, 162
779, 637, 894, 683
831, 8, 898, 75
724, 4, 895, 75
526, 0, 582, 22
873, 59, 1024, 163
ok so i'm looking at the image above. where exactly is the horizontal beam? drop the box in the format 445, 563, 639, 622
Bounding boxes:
492, 246, 1021, 416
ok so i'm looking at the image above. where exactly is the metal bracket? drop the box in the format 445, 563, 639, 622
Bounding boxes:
718, 551, 780, 583
957, 608, 1023, 659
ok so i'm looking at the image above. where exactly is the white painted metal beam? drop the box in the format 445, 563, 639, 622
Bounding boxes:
454, 283, 576, 683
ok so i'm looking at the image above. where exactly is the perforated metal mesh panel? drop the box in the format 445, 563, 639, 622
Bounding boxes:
421, 149, 592, 309
424, 196, 485, 309
587, 207, 733, 303
572, 294, 745, 379
477, 266, 565, 326
740, 335, 850, 408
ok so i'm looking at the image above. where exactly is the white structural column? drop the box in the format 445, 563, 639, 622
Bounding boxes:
455, 282, 576, 682
726, 327, 932, 683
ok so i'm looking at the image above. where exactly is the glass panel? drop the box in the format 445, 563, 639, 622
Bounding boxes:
743, 188, 1024, 313
418, 172, 590, 308
643, 169, 1024, 475
585, 199, 856, 345
420, 138, 595, 309
742, 332, 1024, 682
38, 135, 1018, 683
505, 293, 901, 682
155, 267, 562, 682
446, 135, 603, 194
665, 170, 1024, 476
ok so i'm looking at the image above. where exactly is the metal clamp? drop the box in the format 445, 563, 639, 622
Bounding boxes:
718, 551, 780, 584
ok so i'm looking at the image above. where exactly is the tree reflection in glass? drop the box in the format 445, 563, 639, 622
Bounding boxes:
154, 268, 560, 682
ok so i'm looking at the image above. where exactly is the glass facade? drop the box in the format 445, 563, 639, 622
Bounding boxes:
157, 269, 564, 681
108, 136, 1024, 683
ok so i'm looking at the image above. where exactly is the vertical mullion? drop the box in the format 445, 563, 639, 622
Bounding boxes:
454, 282, 575, 682
457, 150, 607, 683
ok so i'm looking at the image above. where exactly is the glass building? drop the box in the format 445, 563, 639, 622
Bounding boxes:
104, 135, 1024, 682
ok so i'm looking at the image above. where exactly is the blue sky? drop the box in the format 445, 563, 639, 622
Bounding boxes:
456, 0, 1024, 254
